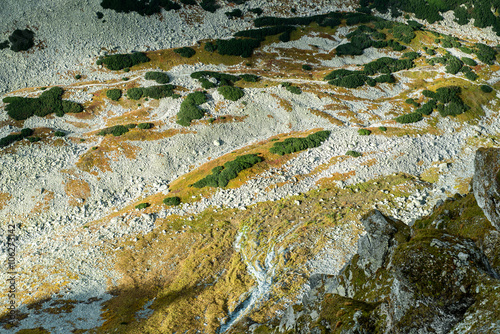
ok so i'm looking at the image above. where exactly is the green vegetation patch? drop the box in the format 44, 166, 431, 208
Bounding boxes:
177, 91, 208, 126
0, 128, 33, 148
127, 85, 175, 100
346, 150, 362, 157
215, 38, 261, 58
192, 154, 263, 188
2, 87, 83, 121
481, 85, 493, 93
97, 52, 150, 70
138, 122, 153, 129
145, 71, 170, 84
358, 129, 371, 135
270, 130, 330, 156
106, 89, 122, 101
163, 196, 181, 206
97, 123, 150, 136
174, 47, 196, 58
217, 86, 244, 101
281, 82, 302, 94
395, 112, 423, 124
135, 203, 150, 210
6, 29, 35, 52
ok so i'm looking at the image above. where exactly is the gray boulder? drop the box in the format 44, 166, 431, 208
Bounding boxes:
473, 147, 500, 230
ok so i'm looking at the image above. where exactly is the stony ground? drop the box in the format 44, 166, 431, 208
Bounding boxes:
1, 0, 500, 333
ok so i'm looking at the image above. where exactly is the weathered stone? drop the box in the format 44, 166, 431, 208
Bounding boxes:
473, 147, 500, 230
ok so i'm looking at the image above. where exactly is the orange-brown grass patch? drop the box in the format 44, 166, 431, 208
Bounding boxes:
76, 139, 140, 175
0, 192, 11, 211
270, 93, 293, 112
64, 179, 91, 206
316, 171, 356, 187
119, 128, 195, 141
309, 108, 344, 126
30, 191, 55, 216
361, 158, 377, 167
104, 107, 152, 127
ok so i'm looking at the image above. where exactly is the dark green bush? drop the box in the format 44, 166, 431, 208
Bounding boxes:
346, 150, 362, 157
405, 98, 419, 107
416, 100, 437, 115
474, 43, 497, 64
336, 43, 364, 56
142, 85, 175, 99
0, 40, 9, 50
464, 70, 479, 81
358, 129, 371, 135
145, 71, 170, 84
481, 85, 493, 93
75, 74, 82, 80
2, 87, 83, 120
226, 9, 243, 18
329, 74, 368, 88
101, 0, 180, 15
174, 47, 196, 58
54, 131, 66, 137
0, 128, 33, 148
177, 92, 207, 126
461, 57, 477, 66
200, 0, 218, 12
191, 71, 240, 86
106, 89, 122, 101
434, 86, 462, 103
96, 52, 150, 70
138, 123, 153, 129
163, 196, 181, 206
127, 88, 143, 100
125, 123, 137, 129
402, 52, 419, 60
426, 48, 436, 56
444, 56, 463, 74
192, 154, 263, 188
459, 46, 473, 54
8, 29, 35, 52
28, 136, 41, 143
285, 85, 302, 94
216, 38, 261, 57
393, 24, 416, 44
218, 86, 244, 101
200, 78, 216, 89
240, 74, 259, 82
378, 126, 387, 131
395, 112, 423, 124
98, 125, 129, 137
454, 6, 470, 25
250, 8, 263, 15
363, 57, 414, 75
375, 74, 395, 83
135, 203, 150, 210
439, 101, 469, 117
270, 130, 330, 156
302, 64, 312, 71
204, 42, 217, 52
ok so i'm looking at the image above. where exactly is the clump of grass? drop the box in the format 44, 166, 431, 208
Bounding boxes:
378, 126, 387, 132
358, 129, 371, 135
135, 203, 150, 210
106, 89, 122, 101
54, 131, 66, 137
96, 52, 150, 70
192, 154, 263, 188
270, 130, 330, 155
218, 86, 244, 101
302, 64, 312, 71
2, 87, 83, 120
174, 47, 196, 58
163, 196, 181, 206
346, 150, 362, 157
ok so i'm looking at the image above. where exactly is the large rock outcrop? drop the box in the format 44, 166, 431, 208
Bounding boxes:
473, 147, 500, 230
257, 207, 500, 334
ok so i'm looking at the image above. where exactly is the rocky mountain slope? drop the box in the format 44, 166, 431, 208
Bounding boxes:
0, 0, 500, 333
